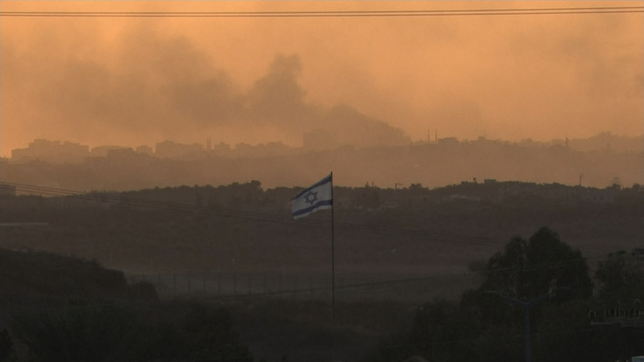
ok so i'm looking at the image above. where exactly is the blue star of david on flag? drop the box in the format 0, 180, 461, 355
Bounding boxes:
304, 191, 318, 205
292, 174, 333, 220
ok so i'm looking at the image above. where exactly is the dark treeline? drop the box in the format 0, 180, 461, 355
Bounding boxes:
1, 180, 644, 361
2, 180, 644, 272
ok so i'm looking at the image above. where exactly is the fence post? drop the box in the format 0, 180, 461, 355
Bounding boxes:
294, 275, 298, 297
264, 272, 268, 295
325, 276, 328, 296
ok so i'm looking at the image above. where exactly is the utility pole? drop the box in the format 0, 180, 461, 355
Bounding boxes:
486, 290, 560, 362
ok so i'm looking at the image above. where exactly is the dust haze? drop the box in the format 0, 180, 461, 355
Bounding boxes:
1, 1, 643, 156
2, 3, 644, 361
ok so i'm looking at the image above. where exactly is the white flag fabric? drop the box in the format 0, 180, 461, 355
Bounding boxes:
291, 173, 333, 220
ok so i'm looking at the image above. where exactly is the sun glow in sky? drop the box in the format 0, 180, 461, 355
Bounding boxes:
1, 1, 642, 156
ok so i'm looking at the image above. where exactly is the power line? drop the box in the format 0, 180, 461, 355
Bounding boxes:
1, 6, 642, 18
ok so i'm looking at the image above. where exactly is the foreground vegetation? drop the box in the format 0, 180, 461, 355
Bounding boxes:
1, 182, 643, 361
0, 249, 253, 362
1, 226, 642, 361
365, 228, 644, 362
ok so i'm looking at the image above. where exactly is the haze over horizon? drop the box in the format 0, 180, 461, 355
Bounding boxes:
1, 1, 643, 157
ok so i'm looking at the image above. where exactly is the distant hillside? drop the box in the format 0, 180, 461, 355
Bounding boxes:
1, 181, 643, 277
0, 248, 259, 362
0, 249, 156, 310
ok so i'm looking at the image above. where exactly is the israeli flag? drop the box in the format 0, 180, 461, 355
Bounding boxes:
292, 173, 333, 220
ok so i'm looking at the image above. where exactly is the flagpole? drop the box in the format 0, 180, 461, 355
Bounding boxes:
331, 171, 336, 361
290, 173, 335, 360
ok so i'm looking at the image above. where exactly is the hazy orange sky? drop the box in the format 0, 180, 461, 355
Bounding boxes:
1, 1, 642, 157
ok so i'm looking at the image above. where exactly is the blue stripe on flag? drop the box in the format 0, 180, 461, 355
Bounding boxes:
292, 174, 333, 200
292, 199, 333, 218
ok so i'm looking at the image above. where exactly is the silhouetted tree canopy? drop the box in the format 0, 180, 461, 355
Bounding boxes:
481, 227, 592, 303
460, 227, 593, 330
595, 251, 644, 306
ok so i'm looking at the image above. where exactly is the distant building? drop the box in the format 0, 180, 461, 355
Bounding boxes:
579, 188, 615, 204
105, 148, 157, 172
155, 140, 204, 159
135, 145, 154, 156
211, 142, 231, 157
106, 148, 136, 162
589, 300, 644, 327
233, 142, 294, 158
438, 137, 459, 145
11, 139, 89, 164
90, 145, 130, 158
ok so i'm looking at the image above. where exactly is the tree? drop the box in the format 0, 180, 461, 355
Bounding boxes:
0, 329, 15, 362
460, 227, 593, 332
481, 227, 593, 303
10, 301, 253, 362
595, 251, 644, 306
365, 299, 481, 362
409, 299, 480, 362
369, 228, 595, 362
10, 304, 138, 362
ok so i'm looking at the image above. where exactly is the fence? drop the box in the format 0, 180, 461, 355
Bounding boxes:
127, 269, 476, 301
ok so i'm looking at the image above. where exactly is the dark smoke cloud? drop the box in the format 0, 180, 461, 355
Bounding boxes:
4, 25, 408, 149
246, 54, 312, 125
2, 1, 640, 156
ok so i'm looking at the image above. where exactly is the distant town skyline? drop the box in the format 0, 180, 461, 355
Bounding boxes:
5, 131, 644, 163
2, 131, 641, 191
1, 1, 642, 157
